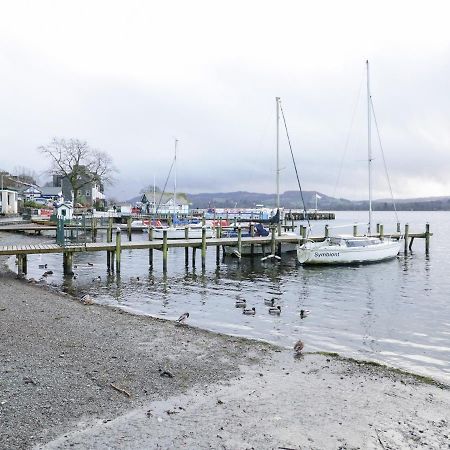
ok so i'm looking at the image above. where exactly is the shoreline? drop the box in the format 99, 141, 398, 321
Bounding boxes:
1, 261, 450, 448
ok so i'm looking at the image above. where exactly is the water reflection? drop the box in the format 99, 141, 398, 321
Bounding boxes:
2, 211, 450, 383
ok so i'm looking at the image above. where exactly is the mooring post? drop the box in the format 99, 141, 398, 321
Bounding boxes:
127, 217, 132, 241
162, 229, 168, 272
250, 223, 255, 257
192, 247, 196, 267
201, 226, 207, 269
237, 226, 242, 258
216, 223, 221, 265
404, 223, 409, 255
270, 225, 276, 256
397, 222, 401, 233
16, 255, 23, 277
22, 254, 27, 274
379, 224, 384, 240
376, 223, 380, 234
353, 224, 358, 237
325, 224, 329, 238
106, 225, 112, 270
93, 218, 98, 241
425, 223, 430, 255
291, 215, 295, 232
115, 228, 122, 273
148, 226, 154, 269
63, 252, 73, 275
184, 226, 189, 267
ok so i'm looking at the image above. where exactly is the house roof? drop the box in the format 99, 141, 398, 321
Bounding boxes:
141, 192, 189, 205
40, 187, 63, 196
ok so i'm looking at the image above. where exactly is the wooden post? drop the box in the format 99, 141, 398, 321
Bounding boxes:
291, 216, 295, 232
376, 223, 380, 234
201, 226, 207, 268
404, 223, 409, 255
379, 224, 384, 240
93, 218, 98, 241
270, 225, 276, 256
425, 223, 430, 255
148, 226, 154, 268
162, 229, 168, 272
63, 252, 73, 275
216, 223, 221, 265
106, 225, 112, 270
17, 255, 23, 277
116, 228, 122, 272
250, 223, 254, 257
185, 226, 189, 267
397, 222, 401, 233
325, 224, 329, 238
127, 217, 132, 241
237, 226, 242, 257
22, 254, 27, 274
192, 247, 196, 267
353, 224, 358, 237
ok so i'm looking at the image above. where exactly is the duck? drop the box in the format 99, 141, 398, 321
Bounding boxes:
87, 262, 94, 267
300, 309, 310, 319
268, 305, 281, 315
264, 298, 276, 306
130, 276, 140, 282
235, 299, 246, 308
42, 270, 53, 277
294, 340, 304, 355
80, 294, 94, 305
92, 276, 101, 282
38, 264, 47, 269
177, 312, 189, 324
242, 307, 256, 315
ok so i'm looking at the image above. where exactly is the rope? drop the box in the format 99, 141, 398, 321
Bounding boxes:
332, 71, 364, 198
155, 156, 175, 215
369, 97, 399, 223
278, 101, 311, 232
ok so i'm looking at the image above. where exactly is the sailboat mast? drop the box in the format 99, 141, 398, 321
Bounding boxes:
174, 139, 178, 216
366, 60, 372, 234
276, 97, 280, 212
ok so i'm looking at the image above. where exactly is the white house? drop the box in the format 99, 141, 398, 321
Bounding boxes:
55, 203, 73, 220
0, 189, 18, 215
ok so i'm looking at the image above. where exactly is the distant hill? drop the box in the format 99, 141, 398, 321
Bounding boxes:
127, 190, 450, 211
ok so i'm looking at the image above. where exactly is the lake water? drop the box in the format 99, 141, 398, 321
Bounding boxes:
2, 211, 450, 384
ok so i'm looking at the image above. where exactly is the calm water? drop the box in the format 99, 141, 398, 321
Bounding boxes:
3, 211, 450, 384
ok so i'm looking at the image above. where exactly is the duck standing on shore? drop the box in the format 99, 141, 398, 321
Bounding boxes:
294, 340, 304, 356
177, 312, 189, 324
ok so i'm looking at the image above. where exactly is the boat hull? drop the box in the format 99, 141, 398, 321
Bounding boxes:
297, 240, 401, 264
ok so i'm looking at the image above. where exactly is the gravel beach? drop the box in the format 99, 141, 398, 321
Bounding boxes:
1, 263, 449, 449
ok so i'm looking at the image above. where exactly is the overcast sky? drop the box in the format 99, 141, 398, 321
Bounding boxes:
1, 0, 449, 201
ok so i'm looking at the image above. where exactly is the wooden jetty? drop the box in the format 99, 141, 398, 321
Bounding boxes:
0, 222, 432, 277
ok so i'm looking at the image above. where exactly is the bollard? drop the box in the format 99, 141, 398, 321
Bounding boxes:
379, 224, 384, 240
325, 224, 329, 238
425, 223, 430, 255
237, 226, 242, 258
353, 224, 358, 237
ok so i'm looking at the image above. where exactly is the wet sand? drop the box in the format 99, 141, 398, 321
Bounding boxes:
1, 266, 449, 449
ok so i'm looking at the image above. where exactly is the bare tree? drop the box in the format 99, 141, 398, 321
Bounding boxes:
39, 138, 116, 204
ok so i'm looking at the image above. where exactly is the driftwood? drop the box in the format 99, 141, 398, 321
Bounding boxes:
110, 383, 131, 397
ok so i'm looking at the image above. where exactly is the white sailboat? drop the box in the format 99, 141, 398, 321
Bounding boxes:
152, 139, 214, 240
297, 61, 401, 265
224, 97, 297, 257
